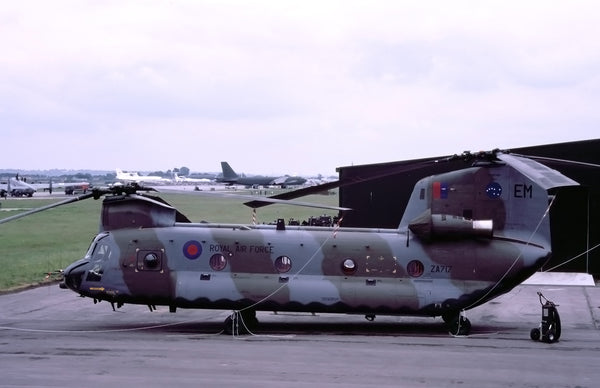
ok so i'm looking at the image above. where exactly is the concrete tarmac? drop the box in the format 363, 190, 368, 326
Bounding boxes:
1, 283, 599, 387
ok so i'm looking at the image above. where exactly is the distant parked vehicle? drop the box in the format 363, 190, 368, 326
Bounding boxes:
64, 183, 90, 195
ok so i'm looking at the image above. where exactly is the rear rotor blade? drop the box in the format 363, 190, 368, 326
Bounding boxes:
154, 187, 351, 211
245, 155, 455, 208
510, 153, 600, 169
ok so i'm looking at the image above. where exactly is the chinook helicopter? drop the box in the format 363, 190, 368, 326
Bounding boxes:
0, 150, 585, 335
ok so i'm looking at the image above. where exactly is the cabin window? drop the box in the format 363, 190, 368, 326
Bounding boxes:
274, 256, 292, 273
342, 258, 357, 275
136, 250, 163, 271
210, 254, 227, 271
143, 253, 160, 269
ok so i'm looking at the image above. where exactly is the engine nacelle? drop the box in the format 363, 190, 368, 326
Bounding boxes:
409, 211, 493, 240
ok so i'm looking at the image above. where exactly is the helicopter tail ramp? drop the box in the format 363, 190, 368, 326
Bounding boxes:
400, 152, 579, 251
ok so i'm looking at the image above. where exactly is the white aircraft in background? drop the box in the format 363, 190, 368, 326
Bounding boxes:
115, 169, 172, 185
172, 172, 212, 184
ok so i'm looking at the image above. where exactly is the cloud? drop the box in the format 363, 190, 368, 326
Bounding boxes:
1, 1, 599, 174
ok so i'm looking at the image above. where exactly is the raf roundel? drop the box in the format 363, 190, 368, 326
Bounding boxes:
183, 240, 203, 260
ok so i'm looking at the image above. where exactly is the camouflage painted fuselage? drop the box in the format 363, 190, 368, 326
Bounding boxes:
64, 222, 550, 318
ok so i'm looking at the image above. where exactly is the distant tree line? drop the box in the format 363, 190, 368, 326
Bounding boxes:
147, 167, 190, 178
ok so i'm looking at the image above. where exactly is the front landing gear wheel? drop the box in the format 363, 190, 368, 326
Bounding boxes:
223, 310, 259, 335
447, 315, 471, 336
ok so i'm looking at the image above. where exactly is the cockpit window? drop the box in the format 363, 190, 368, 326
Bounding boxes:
85, 233, 111, 282
92, 243, 112, 262
85, 232, 110, 259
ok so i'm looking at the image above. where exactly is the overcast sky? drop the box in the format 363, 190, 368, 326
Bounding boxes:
2, 0, 599, 176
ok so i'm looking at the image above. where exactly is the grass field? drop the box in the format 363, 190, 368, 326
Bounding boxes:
0, 190, 339, 291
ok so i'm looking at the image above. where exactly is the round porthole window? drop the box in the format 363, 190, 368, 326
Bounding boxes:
342, 258, 357, 275
274, 256, 292, 273
144, 252, 160, 269
209, 254, 227, 271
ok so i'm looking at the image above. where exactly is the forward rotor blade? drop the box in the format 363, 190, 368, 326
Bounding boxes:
0, 193, 95, 225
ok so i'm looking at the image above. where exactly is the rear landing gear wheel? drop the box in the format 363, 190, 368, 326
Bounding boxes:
447, 315, 471, 336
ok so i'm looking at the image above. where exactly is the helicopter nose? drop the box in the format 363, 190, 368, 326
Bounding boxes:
61, 260, 89, 292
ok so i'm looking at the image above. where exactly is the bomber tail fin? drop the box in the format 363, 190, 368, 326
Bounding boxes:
220, 162, 239, 180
